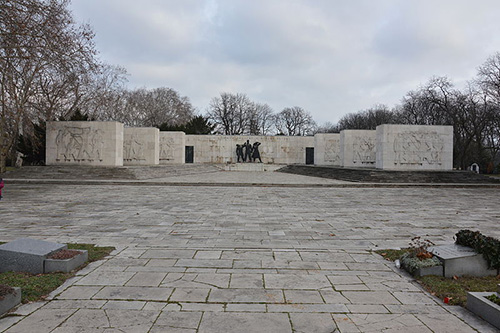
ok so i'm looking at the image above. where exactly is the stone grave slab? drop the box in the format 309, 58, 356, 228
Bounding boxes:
429, 244, 497, 277
0, 238, 67, 274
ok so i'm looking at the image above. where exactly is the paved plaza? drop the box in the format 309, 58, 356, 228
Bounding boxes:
1, 167, 500, 332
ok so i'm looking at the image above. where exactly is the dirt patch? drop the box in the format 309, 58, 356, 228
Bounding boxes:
47, 249, 81, 260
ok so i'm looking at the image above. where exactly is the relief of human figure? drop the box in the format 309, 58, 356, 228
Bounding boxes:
324, 140, 340, 163
124, 134, 144, 160
55, 127, 92, 161
75, 127, 92, 160
160, 137, 175, 160
90, 129, 104, 161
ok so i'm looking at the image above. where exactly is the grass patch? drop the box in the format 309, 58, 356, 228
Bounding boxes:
417, 275, 500, 306
67, 243, 115, 263
375, 248, 409, 261
0, 271, 72, 303
486, 293, 500, 306
0, 244, 114, 303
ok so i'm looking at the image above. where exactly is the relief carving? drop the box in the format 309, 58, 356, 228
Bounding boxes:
324, 139, 340, 163
123, 134, 145, 161
393, 131, 444, 165
55, 127, 104, 162
352, 136, 375, 164
160, 137, 175, 160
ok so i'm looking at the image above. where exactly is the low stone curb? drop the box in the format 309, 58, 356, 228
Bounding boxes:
467, 291, 500, 329
44, 250, 88, 273
0, 287, 21, 317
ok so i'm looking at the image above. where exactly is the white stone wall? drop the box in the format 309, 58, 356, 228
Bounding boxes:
376, 124, 453, 170
160, 132, 185, 164
123, 127, 159, 166
185, 135, 314, 164
314, 133, 341, 166
46, 121, 123, 166
45, 122, 455, 169
340, 130, 377, 168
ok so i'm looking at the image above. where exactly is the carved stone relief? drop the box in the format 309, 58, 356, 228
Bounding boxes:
55, 127, 104, 162
160, 137, 175, 160
352, 136, 375, 164
393, 131, 444, 165
123, 134, 145, 161
324, 139, 340, 163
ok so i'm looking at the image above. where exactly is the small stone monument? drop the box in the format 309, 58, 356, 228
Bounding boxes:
430, 244, 497, 277
0, 238, 67, 274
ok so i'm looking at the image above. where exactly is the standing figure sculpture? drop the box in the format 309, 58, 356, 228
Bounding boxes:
252, 142, 262, 163
244, 140, 253, 162
236, 144, 243, 162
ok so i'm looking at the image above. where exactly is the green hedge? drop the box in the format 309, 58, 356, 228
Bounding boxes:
455, 230, 500, 270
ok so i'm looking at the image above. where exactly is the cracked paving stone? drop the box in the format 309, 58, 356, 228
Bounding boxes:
198, 313, 292, 333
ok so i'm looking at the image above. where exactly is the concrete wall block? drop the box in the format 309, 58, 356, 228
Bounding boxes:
376, 124, 453, 170
160, 132, 185, 164
123, 127, 159, 165
340, 130, 377, 168
314, 133, 341, 166
46, 121, 124, 166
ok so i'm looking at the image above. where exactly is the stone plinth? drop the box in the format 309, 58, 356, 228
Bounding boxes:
0, 239, 67, 274
46, 121, 124, 166
123, 127, 159, 165
430, 244, 497, 277
340, 130, 376, 168
314, 133, 341, 166
160, 132, 185, 164
376, 124, 453, 170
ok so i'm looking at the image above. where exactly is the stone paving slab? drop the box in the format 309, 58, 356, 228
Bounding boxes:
1, 169, 500, 332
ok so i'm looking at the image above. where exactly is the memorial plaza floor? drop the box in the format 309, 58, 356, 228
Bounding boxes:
1, 166, 500, 332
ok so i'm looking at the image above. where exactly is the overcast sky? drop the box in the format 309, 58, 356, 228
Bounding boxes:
70, 0, 500, 125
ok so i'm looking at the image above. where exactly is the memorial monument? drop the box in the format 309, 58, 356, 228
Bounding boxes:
46, 121, 453, 171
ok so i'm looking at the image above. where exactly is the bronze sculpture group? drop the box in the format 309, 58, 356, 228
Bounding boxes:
236, 140, 262, 163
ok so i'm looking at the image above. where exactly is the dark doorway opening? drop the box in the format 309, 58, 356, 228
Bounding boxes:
185, 146, 194, 163
306, 147, 314, 165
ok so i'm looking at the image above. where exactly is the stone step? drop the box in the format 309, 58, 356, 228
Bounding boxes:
1, 164, 222, 181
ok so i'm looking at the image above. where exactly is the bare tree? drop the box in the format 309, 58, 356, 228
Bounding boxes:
398, 77, 454, 126
275, 106, 316, 136
207, 93, 253, 135
0, 0, 98, 172
121, 87, 194, 127
247, 102, 275, 135
315, 122, 340, 133
84, 64, 128, 121
477, 52, 500, 104
336, 104, 398, 131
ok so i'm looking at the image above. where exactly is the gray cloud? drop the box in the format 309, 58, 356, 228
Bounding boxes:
71, 0, 500, 124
